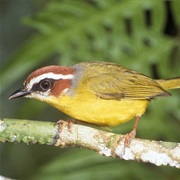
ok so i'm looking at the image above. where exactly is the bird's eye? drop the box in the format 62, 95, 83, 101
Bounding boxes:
40, 79, 51, 91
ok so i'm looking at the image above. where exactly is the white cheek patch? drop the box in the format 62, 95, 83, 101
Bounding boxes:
26, 90, 51, 100
62, 88, 70, 94
26, 73, 74, 91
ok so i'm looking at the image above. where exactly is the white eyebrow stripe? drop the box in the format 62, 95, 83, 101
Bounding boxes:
27, 73, 74, 90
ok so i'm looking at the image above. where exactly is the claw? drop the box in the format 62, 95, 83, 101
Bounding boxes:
57, 119, 77, 133
118, 129, 136, 147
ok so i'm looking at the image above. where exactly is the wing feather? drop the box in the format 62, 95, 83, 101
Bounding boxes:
83, 63, 170, 100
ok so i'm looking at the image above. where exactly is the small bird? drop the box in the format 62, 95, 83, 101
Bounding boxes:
9, 62, 180, 145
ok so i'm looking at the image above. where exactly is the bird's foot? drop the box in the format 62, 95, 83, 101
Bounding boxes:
57, 119, 77, 133
123, 129, 136, 147
117, 115, 140, 154
117, 129, 136, 153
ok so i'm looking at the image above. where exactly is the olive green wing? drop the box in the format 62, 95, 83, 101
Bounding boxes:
87, 68, 170, 100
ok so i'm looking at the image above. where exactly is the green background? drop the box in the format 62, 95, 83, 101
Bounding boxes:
0, 0, 180, 179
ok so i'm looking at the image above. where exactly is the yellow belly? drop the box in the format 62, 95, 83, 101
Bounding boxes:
48, 94, 149, 127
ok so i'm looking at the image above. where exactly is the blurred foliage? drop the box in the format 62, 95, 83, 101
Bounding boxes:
0, 0, 180, 179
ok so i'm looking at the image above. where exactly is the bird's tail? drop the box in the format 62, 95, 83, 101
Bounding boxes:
155, 78, 180, 90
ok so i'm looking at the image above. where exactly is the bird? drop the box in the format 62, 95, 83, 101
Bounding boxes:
9, 61, 180, 145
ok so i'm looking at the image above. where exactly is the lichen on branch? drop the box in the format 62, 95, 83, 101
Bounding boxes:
0, 118, 179, 168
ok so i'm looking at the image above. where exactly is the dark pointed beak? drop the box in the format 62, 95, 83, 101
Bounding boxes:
9, 88, 31, 99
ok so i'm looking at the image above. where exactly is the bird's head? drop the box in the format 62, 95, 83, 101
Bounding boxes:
9, 65, 77, 102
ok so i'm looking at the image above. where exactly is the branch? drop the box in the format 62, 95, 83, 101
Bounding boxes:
0, 118, 179, 168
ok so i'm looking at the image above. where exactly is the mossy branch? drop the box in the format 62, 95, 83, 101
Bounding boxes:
0, 118, 179, 168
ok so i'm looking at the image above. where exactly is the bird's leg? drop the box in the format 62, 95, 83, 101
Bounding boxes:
124, 115, 141, 146
118, 115, 141, 147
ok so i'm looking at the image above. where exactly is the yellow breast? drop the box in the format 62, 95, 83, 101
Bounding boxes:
48, 92, 149, 127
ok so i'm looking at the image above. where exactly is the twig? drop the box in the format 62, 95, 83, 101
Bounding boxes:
0, 118, 179, 168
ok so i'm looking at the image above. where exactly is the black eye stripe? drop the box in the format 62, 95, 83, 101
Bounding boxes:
31, 78, 56, 92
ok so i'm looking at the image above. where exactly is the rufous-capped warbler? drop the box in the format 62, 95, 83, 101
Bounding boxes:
9, 62, 180, 144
